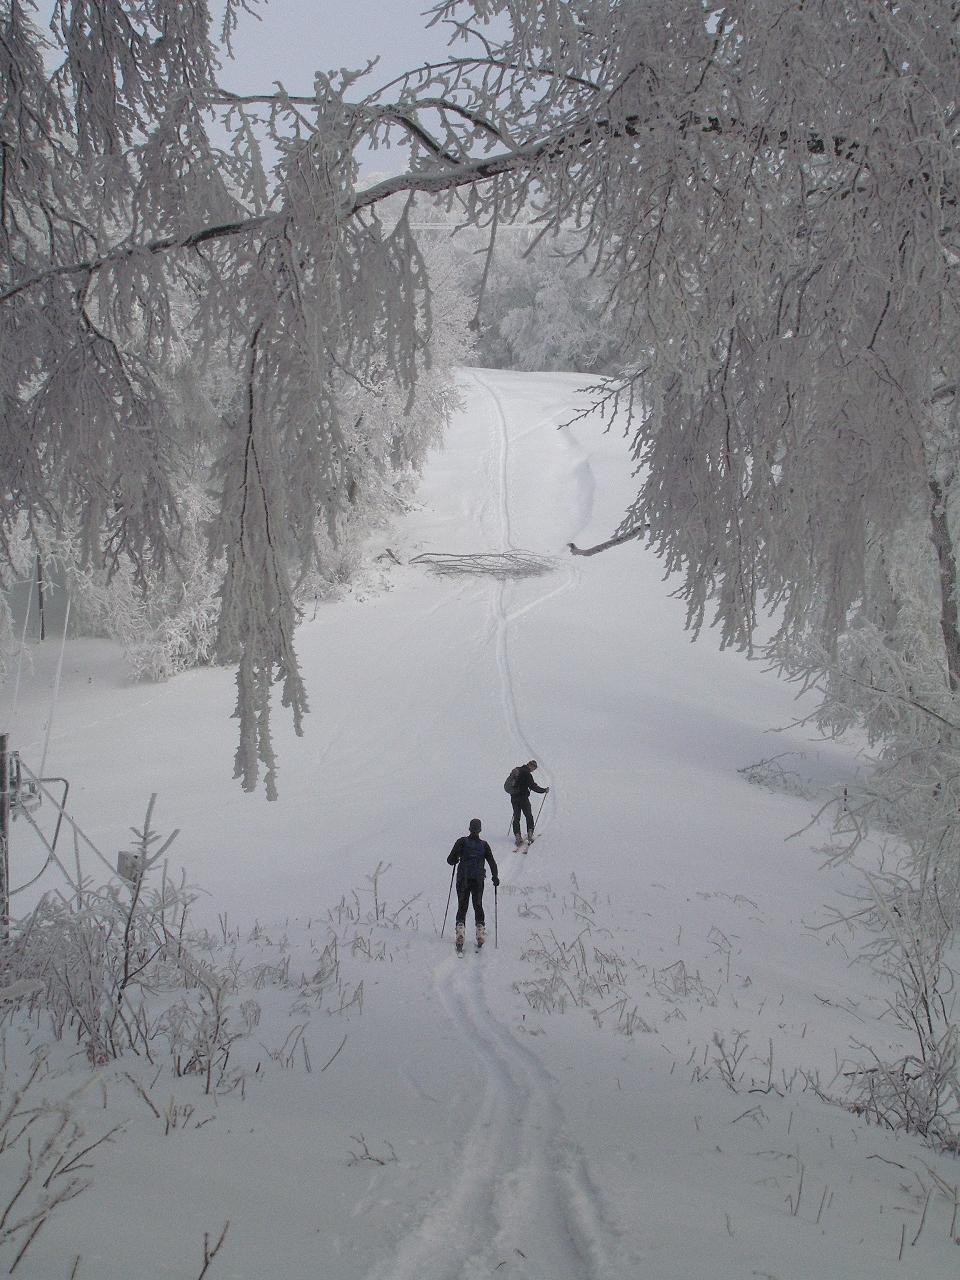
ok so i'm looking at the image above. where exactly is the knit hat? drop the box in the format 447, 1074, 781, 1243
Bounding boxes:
469, 818, 482, 834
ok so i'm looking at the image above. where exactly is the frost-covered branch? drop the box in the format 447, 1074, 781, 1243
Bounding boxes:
568, 526, 646, 557
5, 0, 960, 800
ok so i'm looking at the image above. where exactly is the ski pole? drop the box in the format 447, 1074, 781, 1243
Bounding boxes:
494, 883, 498, 949
441, 864, 455, 939
532, 791, 548, 831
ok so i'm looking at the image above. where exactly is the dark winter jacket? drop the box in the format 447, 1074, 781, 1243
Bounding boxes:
509, 766, 547, 800
447, 835, 498, 887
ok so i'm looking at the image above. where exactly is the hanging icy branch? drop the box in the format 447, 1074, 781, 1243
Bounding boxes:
4, 0, 960, 795
0, 102, 917, 310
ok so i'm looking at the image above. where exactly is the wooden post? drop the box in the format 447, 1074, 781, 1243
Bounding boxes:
0, 734, 9, 942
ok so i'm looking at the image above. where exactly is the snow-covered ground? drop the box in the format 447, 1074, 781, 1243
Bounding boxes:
5, 369, 959, 1278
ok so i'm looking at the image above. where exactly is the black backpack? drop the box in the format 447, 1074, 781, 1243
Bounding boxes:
503, 766, 522, 794
458, 836, 487, 880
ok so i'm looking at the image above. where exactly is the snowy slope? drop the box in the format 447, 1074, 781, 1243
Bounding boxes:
5, 369, 959, 1279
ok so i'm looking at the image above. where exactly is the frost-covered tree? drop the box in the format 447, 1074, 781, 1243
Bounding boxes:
4, 0, 960, 801
458, 229, 625, 373
0, 0, 464, 794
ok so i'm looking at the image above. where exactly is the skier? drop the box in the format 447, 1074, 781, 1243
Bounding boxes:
507, 760, 549, 848
447, 818, 499, 952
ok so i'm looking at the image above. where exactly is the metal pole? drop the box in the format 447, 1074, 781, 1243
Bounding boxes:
532, 791, 548, 832
441, 864, 455, 939
43, 778, 70, 853
0, 734, 9, 943
494, 883, 498, 949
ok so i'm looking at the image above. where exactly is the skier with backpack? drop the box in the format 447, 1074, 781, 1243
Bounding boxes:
447, 819, 499, 953
504, 760, 549, 848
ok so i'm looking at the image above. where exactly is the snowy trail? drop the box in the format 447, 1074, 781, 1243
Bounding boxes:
359, 372, 632, 1280
359, 945, 632, 1280
467, 369, 588, 821
452, 954, 634, 1279
469, 368, 538, 769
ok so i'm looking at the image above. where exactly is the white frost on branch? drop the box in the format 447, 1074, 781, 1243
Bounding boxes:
4, 1, 960, 803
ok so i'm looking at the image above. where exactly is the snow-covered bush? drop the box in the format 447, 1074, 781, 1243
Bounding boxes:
59, 479, 222, 683
0, 1054, 109, 1274
0, 801, 251, 1086
841, 873, 960, 1151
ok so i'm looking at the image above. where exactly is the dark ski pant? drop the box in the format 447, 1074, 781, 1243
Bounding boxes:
456, 878, 485, 927
511, 794, 534, 839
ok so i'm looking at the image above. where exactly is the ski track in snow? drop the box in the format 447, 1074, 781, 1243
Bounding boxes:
470, 368, 590, 846
361, 950, 630, 1280
473, 369, 533, 767
468, 370, 588, 780
438, 953, 627, 1280
359, 373, 631, 1280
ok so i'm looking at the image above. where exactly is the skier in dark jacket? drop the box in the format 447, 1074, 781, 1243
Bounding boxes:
447, 818, 499, 951
508, 760, 549, 847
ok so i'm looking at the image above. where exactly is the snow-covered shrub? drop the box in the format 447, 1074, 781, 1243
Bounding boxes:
58, 481, 222, 683
0, 801, 249, 1087
841, 873, 960, 1151
0, 1054, 110, 1274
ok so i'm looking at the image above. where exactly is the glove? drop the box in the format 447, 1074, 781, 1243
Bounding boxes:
545, 787, 551, 793
492, 876, 500, 887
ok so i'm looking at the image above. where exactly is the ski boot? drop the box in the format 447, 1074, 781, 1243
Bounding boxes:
476, 924, 486, 950
455, 922, 465, 954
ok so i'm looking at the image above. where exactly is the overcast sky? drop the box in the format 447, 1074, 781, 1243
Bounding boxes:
220, 0, 468, 98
